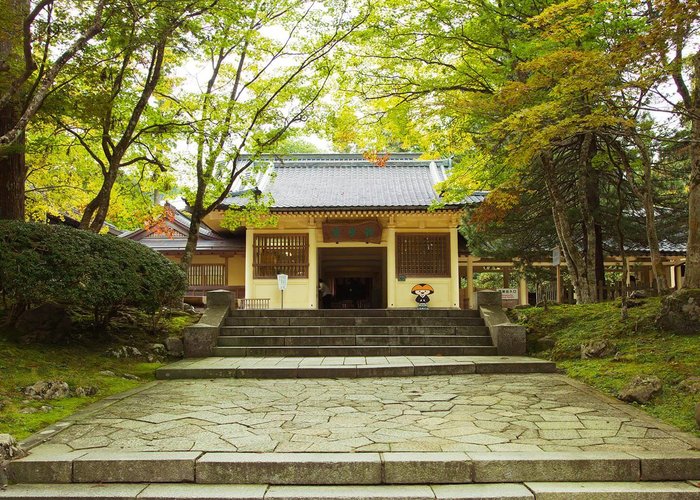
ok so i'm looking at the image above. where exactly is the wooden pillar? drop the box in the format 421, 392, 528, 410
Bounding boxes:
244, 230, 254, 299
670, 265, 677, 289
450, 228, 459, 308
518, 275, 528, 306
386, 226, 396, 307
307, 224, 318, 309
676, 265, 684, 290
467, 256, 475, 309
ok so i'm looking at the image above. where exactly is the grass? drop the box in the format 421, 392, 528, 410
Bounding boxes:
0, 310, 199, 441
513, 298, 700, 435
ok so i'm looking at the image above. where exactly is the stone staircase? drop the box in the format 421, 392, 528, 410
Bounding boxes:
214, 309, 498, 358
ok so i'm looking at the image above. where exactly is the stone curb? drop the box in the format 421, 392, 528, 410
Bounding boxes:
1, 481, 698, 499
8, 451, 700, 485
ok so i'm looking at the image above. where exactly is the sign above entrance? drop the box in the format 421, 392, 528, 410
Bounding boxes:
322, 219, 382, 244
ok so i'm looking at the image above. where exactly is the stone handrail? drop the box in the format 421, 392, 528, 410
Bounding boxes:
183, 290, 231, 358
475, 290, 526, 356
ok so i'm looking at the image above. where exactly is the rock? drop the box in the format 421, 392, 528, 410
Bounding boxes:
535, 336, 556, 351
182, 302, 197, 314
165, 337, 184, 358
39, 405, 52, 413
23, 380, 70, 400
618, 375, 663, 404
74, 386, 98, 397
0, 434, 26, 461
678, 377, 700, 394
581, 339, 614, 359
122, 373, 139, 380
15, 303, 72, 344
106, 346, 142, 359
696, 402, 700, 429
656, 289, 700, 335
150, 343, 167, 356
629, 289, 648, 299
19, 407, 37, 414
98, 370, 116, 377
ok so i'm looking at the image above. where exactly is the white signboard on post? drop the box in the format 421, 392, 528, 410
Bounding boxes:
498, 288, 519, 300
277, 274, 288, 291
552, 246, 561, 266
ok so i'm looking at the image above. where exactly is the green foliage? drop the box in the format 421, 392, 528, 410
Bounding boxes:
0, 221, 187, 327
222, 192, 279, 230
515, 299, 700, 434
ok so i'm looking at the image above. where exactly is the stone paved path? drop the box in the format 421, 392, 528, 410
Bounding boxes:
35, 374, 698, 455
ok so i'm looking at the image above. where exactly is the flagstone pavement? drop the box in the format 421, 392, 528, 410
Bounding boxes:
30, 373, 699, 455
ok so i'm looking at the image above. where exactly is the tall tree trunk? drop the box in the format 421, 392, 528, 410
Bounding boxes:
0, 113, 25, 220
80, 167, 118, 231
575, 133, 599, 303
686, 108, 700, 288
542, 153, 593, 303
180, 186, 207, 276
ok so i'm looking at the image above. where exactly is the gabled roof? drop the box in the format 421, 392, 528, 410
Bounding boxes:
221, 153, 464, 211
120, 203, 244, 253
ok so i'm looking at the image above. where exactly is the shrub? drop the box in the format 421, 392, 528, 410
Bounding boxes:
0, 221, 187, 330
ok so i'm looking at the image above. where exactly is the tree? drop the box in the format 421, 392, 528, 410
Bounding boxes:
174, 0, 367, 273
0, 0, 107, 220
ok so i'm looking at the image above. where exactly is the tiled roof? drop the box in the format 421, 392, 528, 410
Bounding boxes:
222, 154, 467, 210
136, 236, 244, 252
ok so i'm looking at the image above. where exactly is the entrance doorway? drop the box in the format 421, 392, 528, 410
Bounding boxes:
317, 247, 386, 308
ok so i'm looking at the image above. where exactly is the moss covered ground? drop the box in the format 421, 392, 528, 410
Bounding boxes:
513, 297, 700, 435
0, 310, 199, 441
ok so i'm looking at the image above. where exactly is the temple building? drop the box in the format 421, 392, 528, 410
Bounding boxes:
121, 153, 687, 308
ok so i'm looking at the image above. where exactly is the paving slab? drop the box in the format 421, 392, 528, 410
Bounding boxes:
196, 453, 382, 485
20, 374, 698, 456
0, 483, 147, 499
630, 451, 700, 480
8, 450, 88, 484
155, 356, 556, 379
525, 481, 700, 499
432, 483, 534, 499
470, 451, 640, 482
263, 485, 436, 499
381, 452, 472, 484
72, 451, 201, 483
137, 483, 267, 499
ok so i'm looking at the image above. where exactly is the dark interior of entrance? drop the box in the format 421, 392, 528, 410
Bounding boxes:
318, 247, 386, 308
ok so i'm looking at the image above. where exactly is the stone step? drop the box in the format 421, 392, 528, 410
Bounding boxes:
219, 325, 491, 336
217, 335, 495, 347
155, 356, 559, 379
225, 317, 486, 327
4, 482, 698, 499
229, 309, 482, 318
212, 345, 499, 357
8, 450, 700, 486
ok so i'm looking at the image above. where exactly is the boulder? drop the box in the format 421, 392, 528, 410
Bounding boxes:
74, 386, 98, 397
165, 337, 184, 358
0, 434, 26, 461
629, 289, 648, 299
678, 377, 700, 394
106, 346, 142, 359
15, 303, 72, 344
147, 343, 167, 362
23, 380, 70, 400
656, 289, 700, 335
182, 302, 197, 314
618, 375, 663, 404
98, 370, 116, 377
535, 336, 556, 351
122, 373, 139, 380
581, 339, 614, 359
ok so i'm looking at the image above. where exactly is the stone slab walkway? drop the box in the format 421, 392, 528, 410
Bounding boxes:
23, 374, 699, 454
156, 356, 556, 380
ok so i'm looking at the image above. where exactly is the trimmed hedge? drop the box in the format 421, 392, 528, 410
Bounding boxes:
0, 221, 187, 328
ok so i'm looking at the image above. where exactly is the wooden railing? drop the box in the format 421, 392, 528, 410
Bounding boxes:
237, 298, 270, 310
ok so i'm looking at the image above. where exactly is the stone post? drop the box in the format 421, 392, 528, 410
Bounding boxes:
183, 290, 232, 358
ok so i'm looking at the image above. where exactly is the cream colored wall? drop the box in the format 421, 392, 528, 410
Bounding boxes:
244, 212, 461, 309
227, 254, 245, 286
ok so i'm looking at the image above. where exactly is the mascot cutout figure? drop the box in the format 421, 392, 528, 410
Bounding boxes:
411, 283, 434, 310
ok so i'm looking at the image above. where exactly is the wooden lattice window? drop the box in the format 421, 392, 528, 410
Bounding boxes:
253, 234, 309, 278
396, 234, 450, 277
188, 264, 226, 287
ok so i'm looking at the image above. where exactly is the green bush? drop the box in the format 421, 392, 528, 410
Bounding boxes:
0, 221, 187, 329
